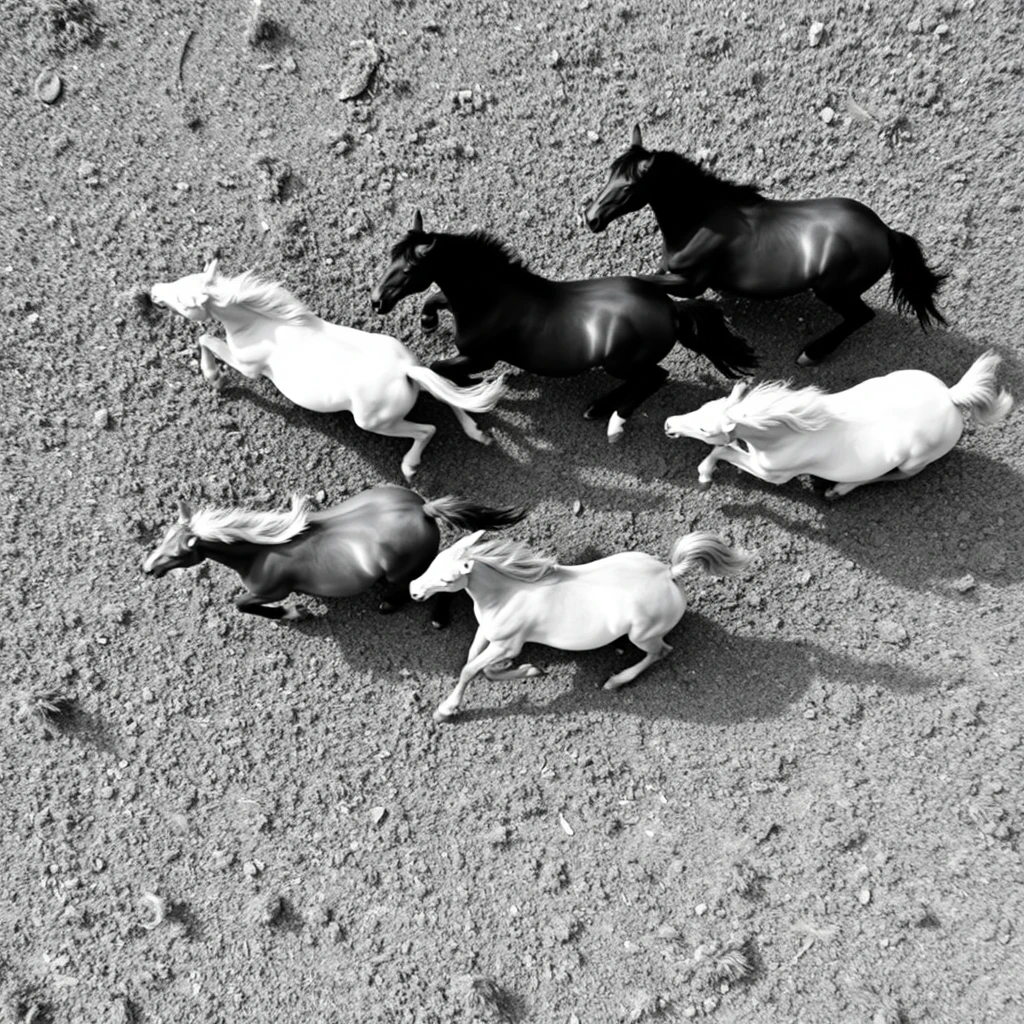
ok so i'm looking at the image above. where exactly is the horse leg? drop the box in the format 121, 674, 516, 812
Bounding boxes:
379, 581, 411, 614
235, 590, 309, 621
435, 635, 523, 722
197, 334, 237, 390
360, 417, 436, 481
420, 291, 450, 332
798, 291, 875, 366
429, 592, 454, 629
824, 464, 928, 500
584, 380, 630, 421
448, 406, 493, 447
604, 634, 673, 691
605, 365, 670, 443
483, 662, 544, 681
698, 442, 795, 490
429, 354, 495, 388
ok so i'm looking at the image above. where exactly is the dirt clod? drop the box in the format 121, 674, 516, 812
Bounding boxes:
34, 70, 63, 104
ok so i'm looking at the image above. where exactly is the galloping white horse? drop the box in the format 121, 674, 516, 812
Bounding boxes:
664, 351, 1013, 498
409, 531, 752, 721
150, 260, 506, 480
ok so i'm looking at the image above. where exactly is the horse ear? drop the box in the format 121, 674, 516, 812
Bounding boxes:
203, 259, 219, 287
413, 239, 435, 260
412, 210, 424, 233
459, 529, 486, 550
631, 124, 643, 148
728, 381, 750, 403
177, 499, 193, 523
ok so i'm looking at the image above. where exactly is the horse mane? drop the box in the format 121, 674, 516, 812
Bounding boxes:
394, 229, 535, 279
465, 536, 557, 582
189, 494, 313, 545
728, 380, 832, 432
207, 270, 318, 325
640, 149, 764, 204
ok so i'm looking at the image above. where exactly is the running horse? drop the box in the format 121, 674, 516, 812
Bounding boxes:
409, 531, 752, 721
664, 350, 1013, 498
142, 486, 524, 627
370, 213, 756, 443
584, 125, 947, 366
150, 261, 506, 480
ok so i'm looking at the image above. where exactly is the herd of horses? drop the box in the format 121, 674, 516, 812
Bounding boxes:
144, 126, 1013, 721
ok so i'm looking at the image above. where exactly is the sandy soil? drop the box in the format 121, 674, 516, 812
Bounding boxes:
2, 0, 1023, 1021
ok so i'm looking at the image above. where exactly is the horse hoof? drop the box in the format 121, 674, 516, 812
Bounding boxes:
823, 488, 840, 502
697, 478, 713, 492
525, 666, 544, 678
401, 466, 418, 482
583, 407, 603, 421
432, 707, 459, 723
603, 677, 626, 691
796, 351, 817, 367
476, 430, 493, 447
607, 431, 624, 445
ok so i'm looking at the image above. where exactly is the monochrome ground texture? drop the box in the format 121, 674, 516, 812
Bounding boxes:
2, 0, 1022, 1021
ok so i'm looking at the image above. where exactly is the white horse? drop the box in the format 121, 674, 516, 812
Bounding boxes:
409, 531, 752, 721
150, 260, 506, 480
664, 351, 1013, 499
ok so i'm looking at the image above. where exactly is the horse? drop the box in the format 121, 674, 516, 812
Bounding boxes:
584, 125, 947, 366
150, 260, 507, 480
370, 212, 756, 443
409, 531, 752, 721
142, 486, 525, 627
664, 350, 1013, 498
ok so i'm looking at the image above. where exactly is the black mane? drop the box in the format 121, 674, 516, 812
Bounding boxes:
397, 228, 536, 277
623, 147, 764, 204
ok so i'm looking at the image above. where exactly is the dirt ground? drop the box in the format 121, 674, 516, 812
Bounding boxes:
2, 0, 1023, 1021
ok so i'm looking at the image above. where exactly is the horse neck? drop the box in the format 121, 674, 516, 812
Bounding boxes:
208, 302, 306, 340
647, 155, 729, 237
464, 561, 527, 617
428, 239, 538, 321
196, 538, 260, 577
729, 420, 792, 448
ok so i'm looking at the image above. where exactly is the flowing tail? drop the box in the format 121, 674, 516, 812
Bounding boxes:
888, 229, 947, 329
947, 350, 1014, 426
407, 365, 506, 413
673, 299, 758, 379
422, 495, 527, 531
669, 532, 752, 581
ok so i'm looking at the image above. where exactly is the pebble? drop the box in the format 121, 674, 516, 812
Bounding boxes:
908, 15, 923, 32
248, 892, 282, 926
934, 22, 949, 36
572, 499, 583, 516
859, 886, 872, 905
876, 619, 907, 645
35, 69, 63, 104
694, 903, 707, 916
703, 996, 719, 1014
954, 574, 976, 594
370, 805, 387, 825
586, 130, 601, 144
804, 707, 817, 720
338, 39, 380, 101
282, 54, 297, 73
808, 21, 825, 47
820, 106, 836, 124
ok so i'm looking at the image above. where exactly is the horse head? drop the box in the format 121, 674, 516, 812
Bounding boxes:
150, 260, 220, 321
371, 211, 437, 314
584, 124, 655, 232
664, 384, 749, 445
142, 500, 204, 577
408, 529, 485, 601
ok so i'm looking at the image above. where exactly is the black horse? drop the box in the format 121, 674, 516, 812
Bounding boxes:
370, 212, 755, 443
142, 487, 525, 628
584, 125, 946, 366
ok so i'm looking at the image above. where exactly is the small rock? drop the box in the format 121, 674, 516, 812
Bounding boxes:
572, 499, 583, 516
934, 22, 949, 36
586, 130, 601, 144
248, 892, 282, 927
808, 21, 825, 46
370, 805, 387, 825
859, 887, 872, 905
35, 69, 63, 104
695, 903, 707, 916
657, 924, 680, 940
907, 15, 923, 32
803, 707, 817, 720
820, 106, 836, 124
546, 50, 562, 68
953, 574, 976, 594
683, 1008, 697, 1020
876, 619, 907, 645
282, 54, 297, 73
93, 408, 110, 429
338, 39, 380, 101
703, 996, 719, 1014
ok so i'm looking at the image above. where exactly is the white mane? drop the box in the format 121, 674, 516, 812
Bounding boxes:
207, 270, 318, 325
189, 495, 312, 545
728, 380, 833, 432
465, 536, 557, 582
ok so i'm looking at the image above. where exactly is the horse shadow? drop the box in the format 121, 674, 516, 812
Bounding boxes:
429, 611, 937, 727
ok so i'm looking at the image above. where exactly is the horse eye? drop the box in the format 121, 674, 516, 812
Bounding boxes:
186, 536, 198, 548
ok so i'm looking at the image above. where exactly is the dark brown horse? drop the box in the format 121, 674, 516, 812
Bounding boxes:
142, 487, 524, 627
370, 212, 755, 443
584, 125, 946, 366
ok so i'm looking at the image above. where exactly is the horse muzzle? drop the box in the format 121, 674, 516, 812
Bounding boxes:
583, 208, 606, 233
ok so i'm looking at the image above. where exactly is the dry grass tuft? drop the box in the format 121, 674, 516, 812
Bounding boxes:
16, 689, 76, 730
715, 942, 753, 983
452, 974, 513, 1022
38, 0, 99, 52
624, 990, 674, 1022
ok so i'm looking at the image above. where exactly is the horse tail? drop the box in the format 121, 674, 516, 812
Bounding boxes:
673, 299, 758, 379
888, 229, 947, 329
668, 532, 752, 582
947, 350, 1014, 426
421, 495, 527, 531
406, 365, 506, 414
